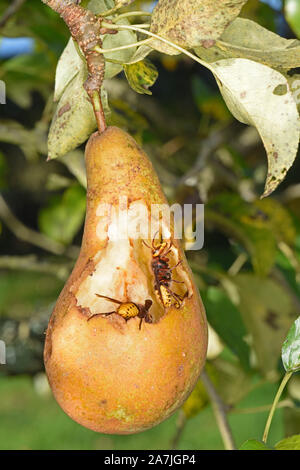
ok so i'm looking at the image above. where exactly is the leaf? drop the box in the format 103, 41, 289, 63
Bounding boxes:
2, 47, 55, 107
115, 0, 136, 7
285, 0, 300, 38
253, 198, 296, 246
123, 59, 158, 95
149, 0, 248, 54
288, 74, 300, 112
239, 439, 273, 450
87, 0, 115, 13
230, 274, 296, 377
45, 174, 73, 191
182, 363, 217, 418
0, 120, 46, 161
48, 69, 95, 159
207, 194, 278, 276
212, 357, 252, 406
107, 98, 148, 138
49, 0, 139, 158
208, 58, 300, 197
60, 150, 87, 188
102, 17, 138, 78
275, 434, 300, 450
182, 379, 209, 418
47, 68, 110, 160
195, 18, 300, 70
204, 287, 250, 369
54, 38, 83, 102
123, 45, 154, 65
0, 151, 8, 189
55, 27, 136, 88
87, 1, 138, 75
38, 184, 86, 245
0, 271, 63, 319
281, 317, 300, 373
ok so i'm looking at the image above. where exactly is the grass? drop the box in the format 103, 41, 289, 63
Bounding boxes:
0, 374, 284, 450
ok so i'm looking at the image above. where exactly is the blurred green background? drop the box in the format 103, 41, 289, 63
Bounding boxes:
0, 0, 300, 450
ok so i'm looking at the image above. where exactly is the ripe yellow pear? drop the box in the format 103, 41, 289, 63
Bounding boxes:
44, 126, 207, 434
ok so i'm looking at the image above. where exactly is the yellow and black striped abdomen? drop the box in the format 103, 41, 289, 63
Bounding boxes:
117, 303, 139, 320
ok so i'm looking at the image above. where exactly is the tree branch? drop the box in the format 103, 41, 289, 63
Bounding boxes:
0, 0, 26, 28
201, 369, 236, 450
0, 255, 73, 280
170, 409, 187, 450
0, 194, 78, 258
42, 0, 112, 133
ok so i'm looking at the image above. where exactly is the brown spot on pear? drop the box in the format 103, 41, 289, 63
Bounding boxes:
44, 126, 207, 434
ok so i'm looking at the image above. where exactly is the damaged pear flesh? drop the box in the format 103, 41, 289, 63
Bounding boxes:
44, 127, 207, 434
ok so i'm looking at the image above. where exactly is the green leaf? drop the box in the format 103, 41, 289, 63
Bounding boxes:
149, 0, 248, 54
87, 0, 115, 13
0, 271, 63, 319
212, 357, 253, 406
60, 150, 87, 188
230, 274, 296, 377
2, 46, 55, 107
288, 74, 300, 113
182, 378, 209, 418
124, 59, 158, 95
208, 58, 300, 197
115, 0, 136, 7
87, 1, 138, 76
195, 18, 300, 70
285, 0, 300, 38
38, 184, 86, 245
0, 120, 42, 161
47, 68, 110, 160
275, 434, 300, 450
54, 38, 83, 102
239, 439, 273, 450
102, 16, 137, 78
123, 45, 154, 65
204, 287, 250, 369
48, 69, 95, 159
282, 317, 300, 373
254, 199, 296, 246
0, 151, 8, 189
207, 194, 278, 276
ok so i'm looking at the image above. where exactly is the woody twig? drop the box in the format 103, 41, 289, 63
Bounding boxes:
42, 0, 115, 133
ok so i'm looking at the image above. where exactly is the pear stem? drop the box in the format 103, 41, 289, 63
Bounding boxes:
94, 37, 152, 55
114, 11, 152, 21
262, 371, 293, 444
91, 90, 106, 134
100, 21, 213, 72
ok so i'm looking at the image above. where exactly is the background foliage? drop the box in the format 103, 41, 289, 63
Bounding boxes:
0, 0, 300, 450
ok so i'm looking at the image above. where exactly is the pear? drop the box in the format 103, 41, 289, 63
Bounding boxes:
44, 126, 207, 434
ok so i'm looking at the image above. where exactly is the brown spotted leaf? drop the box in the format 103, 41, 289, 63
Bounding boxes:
288, 74, 300, 113
195, 18, 300, 70
209, 58, 300, 197
54, 38, 83, 103
123, 59, 158, 95
149, 0, 248, 55
48, 68, 110, 160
